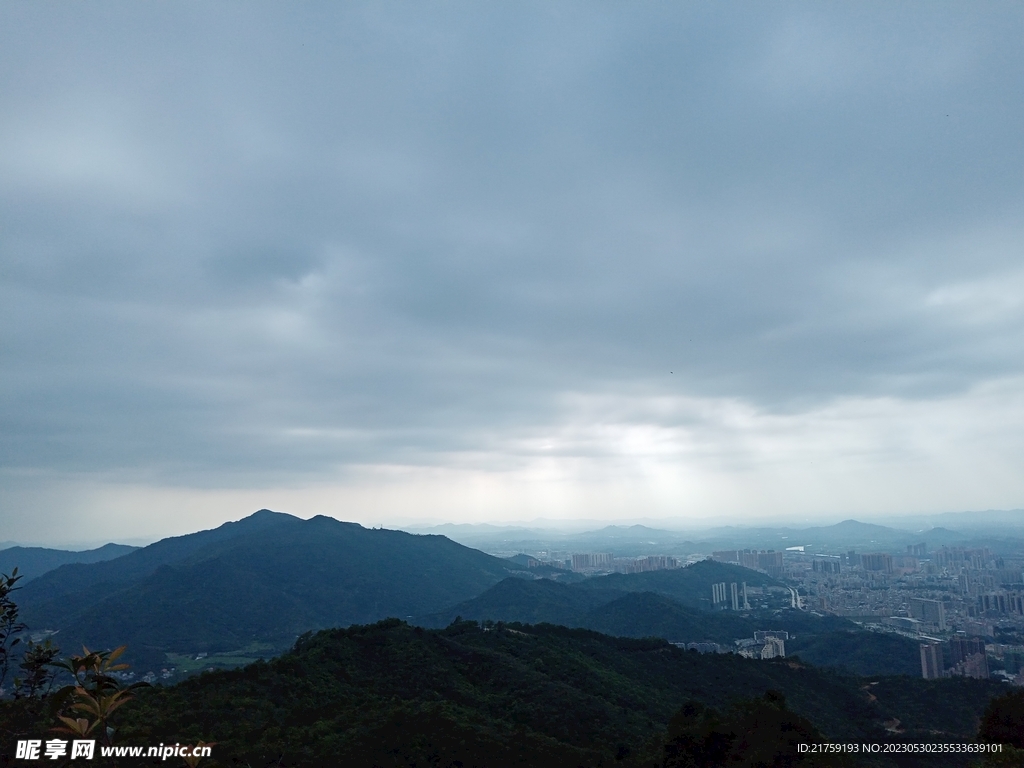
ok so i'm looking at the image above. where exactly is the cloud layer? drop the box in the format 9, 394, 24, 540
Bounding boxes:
2, 2, 1023, 542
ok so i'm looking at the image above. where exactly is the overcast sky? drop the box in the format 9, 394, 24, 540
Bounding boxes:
2, 2, 1023, 545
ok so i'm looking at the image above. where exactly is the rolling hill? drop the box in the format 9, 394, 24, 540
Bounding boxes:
17, 510, 526, 669
0, 619, 1000, 767
574, 559, 780, 606
421, 559, 779, 626
418, 562, 920, 676
0, 543, 138, 582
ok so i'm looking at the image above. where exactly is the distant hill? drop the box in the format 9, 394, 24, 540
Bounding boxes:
574, 559, 780, 606
788, 631, 922, 677
18, 510, 526, 669
419, 575, 623, 627
419, 560, 778, 628
690, 520, 975, 556
809, 519, 902, 538
17, 509, 302, 605
419, 561, 917, 675
0, 543, 138, 582
576, 524, 681, 541
0, 619, 997, 767
583, 591, 758, 641
407, 513, 1024, 558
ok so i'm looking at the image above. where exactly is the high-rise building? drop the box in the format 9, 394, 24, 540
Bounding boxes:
955, 654, 989, 679
760, 637, 785, 659
812, 558, 841, 574
711, 582, 728, 606
730, 582, 739, 611
738, 550, 759, 570
757, 551, 784, 579
964, 620, 995, 638
861, 553, 893, 573
920, 643, 943, 679
571, 553, 613, 570
949, 636, 985, 666
958, 570, 973, 596
947, 636, 989, 680
908, 598, 946, 630
754, 630, 789, 642
1002, 647, 1024, 675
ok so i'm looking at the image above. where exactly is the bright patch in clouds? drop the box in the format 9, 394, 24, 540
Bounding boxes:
2, 2, 1023, 543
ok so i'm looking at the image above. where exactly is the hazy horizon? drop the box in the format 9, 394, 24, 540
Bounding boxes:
3, 3, 1023, 545
5, 505, 1024, 551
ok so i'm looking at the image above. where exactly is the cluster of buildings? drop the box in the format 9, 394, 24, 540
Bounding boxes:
711, 549, 785, 579
673, 630, 788, 660
506, 534, 1024, 684
737, 630, 788, 659
530, 552, 682, 574
779, 543, 1024, 682
711, 580, 751, 611
920, 636, 991, 680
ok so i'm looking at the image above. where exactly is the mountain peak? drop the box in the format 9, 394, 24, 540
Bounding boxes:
225, 509, 302, 530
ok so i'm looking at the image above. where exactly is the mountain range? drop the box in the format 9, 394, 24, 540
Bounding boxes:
422, 516, 1024, 558
4, 509, 1018, 766
417, 564, 921, 676
0, 543, 137, 582
16, 510, 527, 668
8, 511, 922, 677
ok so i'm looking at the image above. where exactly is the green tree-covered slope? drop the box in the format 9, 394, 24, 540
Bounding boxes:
420, 568, 919, 676
0, 543, 137, 582
1, 619, 1001, 768
16, 512, 526, 669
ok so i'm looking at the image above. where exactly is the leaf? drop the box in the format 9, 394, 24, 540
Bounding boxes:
55, 715, 96, 737
45, 685, 78, 719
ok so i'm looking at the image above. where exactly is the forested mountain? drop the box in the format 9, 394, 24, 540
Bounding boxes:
0, 620, 1002, 767
16, 510, 302, 604
13, 512, 922, 678
574, 559, 780, 606
419, 566, 921, 677
16, 511, 526, 669
0, 543, 137, 582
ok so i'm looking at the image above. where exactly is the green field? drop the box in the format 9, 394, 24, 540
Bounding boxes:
164, 641, 280, 674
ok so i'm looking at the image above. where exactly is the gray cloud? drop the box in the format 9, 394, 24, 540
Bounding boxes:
2, 2, 1023, 533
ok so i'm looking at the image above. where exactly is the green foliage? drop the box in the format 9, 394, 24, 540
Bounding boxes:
50, 645, 149, 747
576, 559, 782, 608
17, 514, 526, 670
0, 570, 26, 692
977, 688, 1024, 748
786, 632, 920, 677
423, 575, 916, 676
585, 591, 762, 642
0, 544, 137, 582
866, 676, 1005, 740
13, 638, 60, 698
662, 693, 847, 768
16, 619, 992, 767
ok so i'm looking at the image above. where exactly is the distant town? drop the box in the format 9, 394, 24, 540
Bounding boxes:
504, 538, 1024, 684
